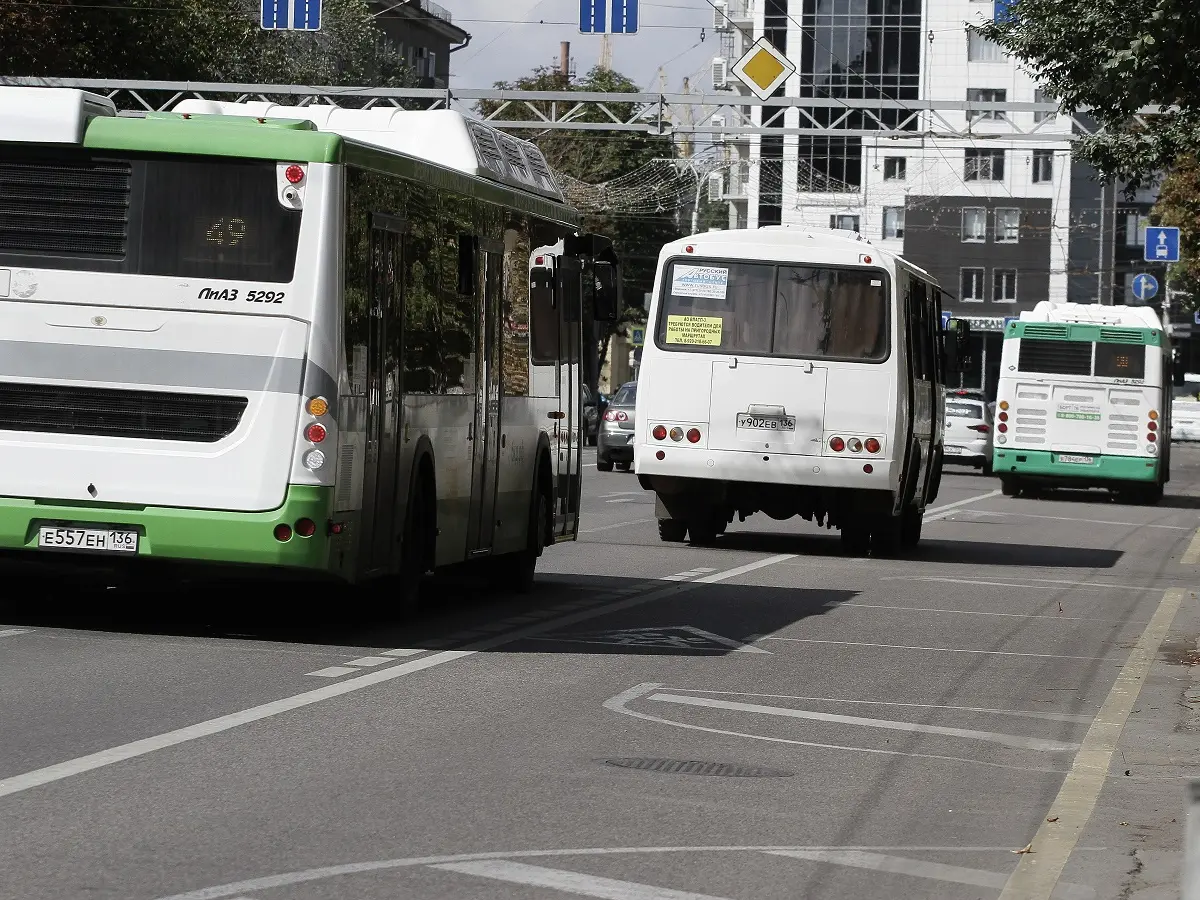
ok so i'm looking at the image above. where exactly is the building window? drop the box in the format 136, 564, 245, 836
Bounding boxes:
995, 208, 1020, 243
961, 268, 985, 302
883, 206, 905, 239
883, 156, 907, 181
993, 268, 1017, 302
967, 88, 1007, 121
1033, 87, 1054, 124
965, 149, 1005, 181
967, 30, 1005, 62
962, 207, 987, 242
830, 214, 860, 231
1124, 213, 1146, 247
1032, 150, 1054, 183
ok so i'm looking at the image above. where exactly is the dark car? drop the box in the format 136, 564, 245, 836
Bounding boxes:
597, 381, 636, 471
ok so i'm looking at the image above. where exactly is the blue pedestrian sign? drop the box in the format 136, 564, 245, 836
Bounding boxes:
261, 0, 321, 30
1132, 272, 1159, 303
580, 0, 637, 33
1144, 226, 1180, 263
579, 0, 606, 33
631, 327, 645, 347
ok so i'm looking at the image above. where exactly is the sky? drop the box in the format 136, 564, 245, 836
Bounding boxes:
446, 0, 719, 93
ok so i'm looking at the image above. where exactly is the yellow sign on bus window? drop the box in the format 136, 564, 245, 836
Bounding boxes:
665, 315, 723, 346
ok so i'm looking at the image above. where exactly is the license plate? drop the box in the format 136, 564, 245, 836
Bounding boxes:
1057, 454, 1094, 465
38, 525, 139, 554
944, 445, 966, 455
736, 414, 796, 431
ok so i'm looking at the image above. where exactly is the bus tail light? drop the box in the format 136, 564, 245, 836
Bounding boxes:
303, 449, 325, 470
996, 423, 1007, 433
999, 401, 1010, 411
998, 411, 1008, 422
863, 464, 873, 473
284, 164, 306, 184
686, 428, 702, 443
652, 425, 667, 440
864, 438, 881, 454
1148, 420, 1157, 432
1147, 432, 1157, 442
830, 437, 845, 452
656, 450, 665, 460
1148, 409, 1159, 421
669, 427, 684, 442
305, 422, 327, 443
273, 523, 292, 542
848, 438, 863, 452
306, 396, 329, 416
294, 518, 316, 537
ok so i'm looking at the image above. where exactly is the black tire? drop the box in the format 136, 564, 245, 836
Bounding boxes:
840, 521, 871, 556
870, 514, 903, 558
982, 459, 993, 476
688, 518, 720, 546
900, 505, 923, 550
1000, 477, 1019, 497
499, 482, 548, 593
398, 475, 430, 616
658, 519, 688, 542
596, 456, 615, 472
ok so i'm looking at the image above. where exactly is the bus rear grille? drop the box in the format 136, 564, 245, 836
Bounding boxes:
1017, 338, 1092, 376
1099, 328, 1145, 343
0, 383, 247, 442
0, 157, 132, 258
1022, 324, 1068, 339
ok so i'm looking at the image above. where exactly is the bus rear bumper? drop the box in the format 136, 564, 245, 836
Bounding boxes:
0, 485, 334, 572
634, 444, 898, 491
993, 449, 1159, 485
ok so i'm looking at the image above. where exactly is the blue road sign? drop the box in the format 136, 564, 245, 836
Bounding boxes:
1004, 316, 1019, 328
994, 0, 1016, 23
631, 327, 645, 347
1194, 310, 1200, 326
1144, 226, 1180, 263
611, 0, 639, 33
261, 0, 320, 30
941, 311, 952, 329
1132, 272, 1159, 303
579, 0, 607, 33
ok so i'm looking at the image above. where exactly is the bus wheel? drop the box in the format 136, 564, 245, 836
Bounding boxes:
688, 518, 720, 546
398, 477, 430, 615
501, 482, 548, 593
840, 521, 871, 556
658, 519, 688, 542
1000, 477, 1019, 497
900, 506, 923, 550
870, 515, 903, 558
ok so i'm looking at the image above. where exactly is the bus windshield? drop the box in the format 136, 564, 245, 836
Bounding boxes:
655, 259, 889, 361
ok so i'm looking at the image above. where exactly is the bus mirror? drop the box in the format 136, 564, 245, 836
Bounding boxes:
457, 235, 477, 296
557, 259, 583, 324
530, 266, 554, 312
593, 262, 620, 322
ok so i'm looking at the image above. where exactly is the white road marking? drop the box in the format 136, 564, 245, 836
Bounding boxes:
954, 509, 1190, 530
529, 626, 769, 654
886, 575, 1161, 592
1184, 526, 1200, 565
0, 628, 31, 638
604, 684, 1067, 773
305, 666, 360, 678
765, 850, 1093, 899
600, 492, 642, 498
924, 489, 1002, 521
998, 589, 1186, 900
343, 656, 393, 667
677, 626, 770, 654
827, 601, 1140, 624
152, 845, 1100, 900
0, 554, 797, 801
578, 518, 655, 534
662, 689, 1095, 723
647, 692, 1078, 753
606, 499, 635, 504
381, 648, 425, 657
430, 859, 732, 899
693, 567, 717, 573
761, 636, 1112, 661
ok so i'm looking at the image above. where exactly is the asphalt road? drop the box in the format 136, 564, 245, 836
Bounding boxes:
2, 447, 1200, 900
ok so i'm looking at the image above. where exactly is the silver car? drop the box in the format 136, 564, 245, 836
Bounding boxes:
943, 392, 994, 474
597, 381, 636, 472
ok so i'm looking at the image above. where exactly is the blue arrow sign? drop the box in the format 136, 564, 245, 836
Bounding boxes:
1144, 226, 1180, 263
261, 0, 320, 30
1132, 272, 1159, 303
579, 0, 607, 33
611, 0, 639, 33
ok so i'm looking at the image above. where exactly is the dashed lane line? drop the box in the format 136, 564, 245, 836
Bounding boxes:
429, 859, 732, 900
0, 628, 32, 638
761, 636, 1114, 661
997, 589, 1187, 900
0, 554, 797, 801
1183, 525, 1200, 565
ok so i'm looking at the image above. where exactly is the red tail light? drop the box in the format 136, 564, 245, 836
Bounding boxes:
864, 438, 881, 454
652, 425, 667, 440
1148, 432, 1157, 442
604, 411, 617, 422
996, 423, 1007, 433
294, 518, 316, 537
998, 412, 1008, 422
686, 428, 701, 443
616, 410, 629, 422
305, 422, 327, 443
273, 523, 292, 542
830, 437, 845, 452
1147, 421, 1157, 432
969, 424, 990, 433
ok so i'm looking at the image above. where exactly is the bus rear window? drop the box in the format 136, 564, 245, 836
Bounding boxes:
655, 260, 888, 361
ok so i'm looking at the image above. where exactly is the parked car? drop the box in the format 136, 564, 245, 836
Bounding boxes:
597, 381, 636, 471
1172, 398, 1200, 442
582, 384, 600, 447
943, 391, 994, 474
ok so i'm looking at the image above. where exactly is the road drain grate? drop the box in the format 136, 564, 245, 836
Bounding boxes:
601, 758, 792, 777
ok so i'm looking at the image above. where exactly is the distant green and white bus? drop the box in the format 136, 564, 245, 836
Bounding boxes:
993, 301, 1170, 504
0, 87, 620, 597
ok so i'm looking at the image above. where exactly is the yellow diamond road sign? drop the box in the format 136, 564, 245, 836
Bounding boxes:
732, 37, 795, 101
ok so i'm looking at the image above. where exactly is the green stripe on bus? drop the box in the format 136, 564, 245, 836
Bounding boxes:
83, 116, 344, 164
0, 484, 334, 569
992, 449, 1159, 482
1005, 321, 1162, 346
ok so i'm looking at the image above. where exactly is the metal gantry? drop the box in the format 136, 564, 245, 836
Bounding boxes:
0, 77, 1162, 141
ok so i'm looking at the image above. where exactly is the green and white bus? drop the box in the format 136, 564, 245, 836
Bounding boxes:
992, 301, 1170, 504
0, 87, 620, 598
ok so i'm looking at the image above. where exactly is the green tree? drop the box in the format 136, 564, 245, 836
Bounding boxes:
478, 65, 683, 374
1, 0, 411, 90
1152, 154, 1200, 311
977, 0, 1200, 187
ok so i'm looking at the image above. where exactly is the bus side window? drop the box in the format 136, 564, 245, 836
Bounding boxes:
529, 263, 558, 366
909, 277, 929, 382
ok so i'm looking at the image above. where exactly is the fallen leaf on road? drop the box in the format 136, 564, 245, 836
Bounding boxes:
1119, 822, 1129, 827
1047, 816, 1059, 823
1012, 842, 1034, 855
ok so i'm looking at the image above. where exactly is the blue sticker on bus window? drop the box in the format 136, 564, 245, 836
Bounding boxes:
671, 265, 729, 300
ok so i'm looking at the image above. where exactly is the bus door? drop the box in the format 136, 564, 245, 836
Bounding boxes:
363, 213, 406, 573
898, 277, 934, 512
555, 256, 584, 539
467, 239, 505, 554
